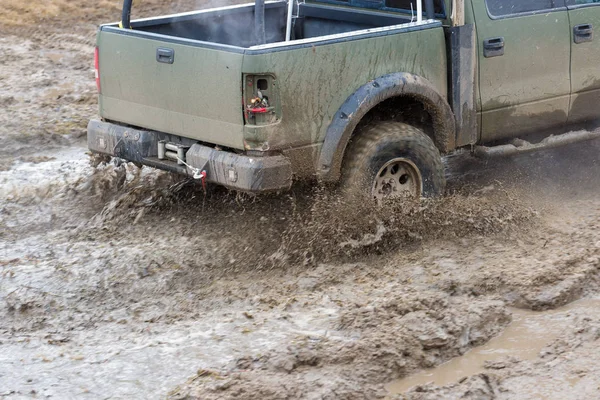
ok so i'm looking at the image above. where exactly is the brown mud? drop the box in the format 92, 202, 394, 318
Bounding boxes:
1, 1, 600, 399
387, 297, 600, 396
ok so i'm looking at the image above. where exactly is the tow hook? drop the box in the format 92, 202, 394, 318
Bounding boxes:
195, 170, 208, 192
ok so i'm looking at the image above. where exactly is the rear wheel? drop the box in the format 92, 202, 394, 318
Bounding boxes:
341, 122, 445, 201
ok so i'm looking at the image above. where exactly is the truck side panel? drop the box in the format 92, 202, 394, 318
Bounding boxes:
472, 0, 571, 143
567, 2, 600, 124
241, 25, 448, 155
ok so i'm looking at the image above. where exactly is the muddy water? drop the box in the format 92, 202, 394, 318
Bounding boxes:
386, 297, 600, 394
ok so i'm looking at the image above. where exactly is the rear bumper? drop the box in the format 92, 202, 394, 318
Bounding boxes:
87, 119, 292, 192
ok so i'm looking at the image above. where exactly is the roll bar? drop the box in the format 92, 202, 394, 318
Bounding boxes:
425, 0, 435, 20
120, 0, 133, 29
255, 0, 266, 45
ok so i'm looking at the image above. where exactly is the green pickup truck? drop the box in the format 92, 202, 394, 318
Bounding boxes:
88, 0, 600, 199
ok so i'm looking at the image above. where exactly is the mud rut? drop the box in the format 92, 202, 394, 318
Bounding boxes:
1, 7, 600, 400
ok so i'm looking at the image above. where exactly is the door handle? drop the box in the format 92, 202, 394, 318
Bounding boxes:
483, 37, 505, 58
573, 24, 593, 44
156, 48, 175, 64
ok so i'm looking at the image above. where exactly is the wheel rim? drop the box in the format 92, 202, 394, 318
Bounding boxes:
371, 158, 422, 200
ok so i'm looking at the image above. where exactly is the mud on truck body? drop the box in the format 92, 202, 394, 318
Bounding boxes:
89, 0, 600, 199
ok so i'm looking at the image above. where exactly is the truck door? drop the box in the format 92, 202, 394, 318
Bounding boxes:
566, 0, 600, 124
471, 0, 571, 142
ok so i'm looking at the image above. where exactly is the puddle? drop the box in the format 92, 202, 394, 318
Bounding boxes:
386, 297, 600, 394
0, 146, 89, 199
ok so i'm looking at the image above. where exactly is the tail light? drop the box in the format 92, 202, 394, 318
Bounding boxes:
94, 47, 101, 93
243, 74, 278, 125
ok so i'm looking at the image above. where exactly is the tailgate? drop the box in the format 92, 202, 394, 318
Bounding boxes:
97, 30, 245, 149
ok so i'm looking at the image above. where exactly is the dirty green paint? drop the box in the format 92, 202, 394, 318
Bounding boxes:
471, 0, 571, 141
568, 3, 600, 123
98, 32, 245, 149
97, 25, 447, 154
241, 27, 448, 152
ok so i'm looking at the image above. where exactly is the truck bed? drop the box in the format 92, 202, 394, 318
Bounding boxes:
121, 2, 414, 48
96, 1, 441, 152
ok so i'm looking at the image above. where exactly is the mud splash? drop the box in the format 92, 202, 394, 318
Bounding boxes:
386, 297, 600, 395
75, 159, 537, 273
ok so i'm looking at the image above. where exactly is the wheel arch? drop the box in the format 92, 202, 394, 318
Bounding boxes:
317, 72, 456, 182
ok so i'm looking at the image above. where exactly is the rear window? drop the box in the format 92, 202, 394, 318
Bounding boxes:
311, 0, 446, 17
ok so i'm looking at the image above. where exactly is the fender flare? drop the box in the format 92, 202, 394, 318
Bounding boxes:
317, 72, 456, 182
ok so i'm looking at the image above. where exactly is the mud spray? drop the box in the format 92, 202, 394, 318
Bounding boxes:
77, 156, 537, 272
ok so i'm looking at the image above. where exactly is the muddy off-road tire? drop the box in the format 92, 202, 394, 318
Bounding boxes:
341, 122, 445, 200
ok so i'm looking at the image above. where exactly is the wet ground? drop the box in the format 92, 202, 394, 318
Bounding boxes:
387, 297, 600, 395
1, 2, 600, 399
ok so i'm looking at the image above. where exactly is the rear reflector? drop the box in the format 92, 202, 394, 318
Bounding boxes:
94, 47, 101, 93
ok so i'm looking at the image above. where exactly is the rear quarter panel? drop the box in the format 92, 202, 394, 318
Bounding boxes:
242, 25, 448, 152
